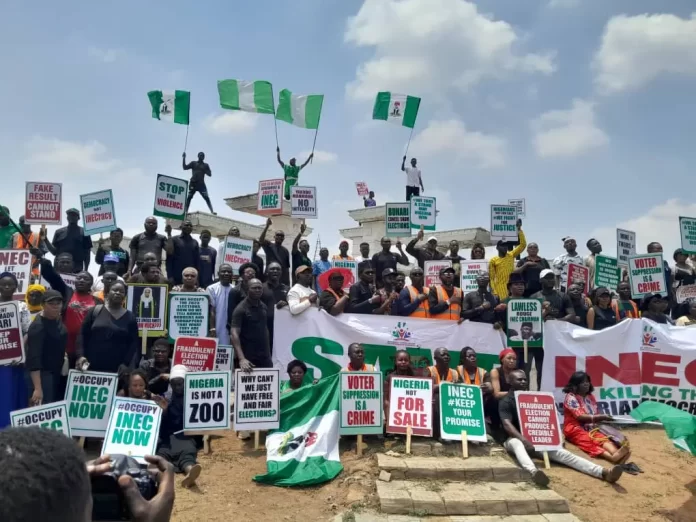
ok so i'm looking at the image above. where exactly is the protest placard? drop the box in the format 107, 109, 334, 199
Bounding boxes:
153, 174, 188, 220
515, 391, 562, 451
65, 370, 118, 437
214, 345, 233, 372
0, 249, 32, 298
40, 273, 76, 291
616, 229, 636, 267
385, 203, 410, 237
386, 376, 432, 436
508, 198, 526, 218
127, 284, 168, 337
594, 255, 620, 290
102, 398, 162, 463
424, 260, 452, 287
80, 189, 117, 235
680, 216, 696, 255
11, 401, 71, 437
168, 293, 210, 341
290, 186, 317, 218
409, 196, 436, 231
460, 260, 487, 292
257, 179, 284, 216
221, 236, 253, 273
332, 259, 358, 290
25, 182, 62, 225
506, 299, 543, 348
628, 253, 667, 299
234, 369, 280, 431
567, 263, 589, 294
173, 337, 217, 372
490, 204, 518, 242
676, 285, 696, 304
438, 383, 486, 442
339, 372, 382, 435
355, 182, 369, 196
0, 301, 25, 365
184, 371, 231, 432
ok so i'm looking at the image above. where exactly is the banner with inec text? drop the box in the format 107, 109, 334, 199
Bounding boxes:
272, 309, 505, 381
541, 319, 696, 422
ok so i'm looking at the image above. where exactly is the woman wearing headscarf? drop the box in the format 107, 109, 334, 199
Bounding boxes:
489, 349, 518, 401
0, 272, 31, 428
25, 284, 46, 321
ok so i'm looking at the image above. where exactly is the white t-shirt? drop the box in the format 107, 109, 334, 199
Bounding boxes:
404, 166, 421, 187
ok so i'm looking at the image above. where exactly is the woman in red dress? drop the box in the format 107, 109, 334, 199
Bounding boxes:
563, 371, 630, 463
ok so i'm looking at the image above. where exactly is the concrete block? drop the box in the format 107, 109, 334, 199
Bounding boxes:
409, 488, 447, 516
377, 482, 413, 515
377, 454, 407, 471
441, 488, 477, 516
526, 489, 570, 514
378, 470, 392, 482
543, 514, 584, 522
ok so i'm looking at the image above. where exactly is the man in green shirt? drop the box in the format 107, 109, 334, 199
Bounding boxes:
0, 206, 15, 248
276, 147, 313, 200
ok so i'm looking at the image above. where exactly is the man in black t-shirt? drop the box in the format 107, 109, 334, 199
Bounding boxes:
259, 218, 291, 286
182, 151, 215, 215
531, 270, 576, 321
45, 208, 93, 272
370, 236, 409, 287
291, 223, 311, 285
165, 219, 200, 286
128, 217, 168, 273
230, 279, 272, 371
515, 243, 550, 297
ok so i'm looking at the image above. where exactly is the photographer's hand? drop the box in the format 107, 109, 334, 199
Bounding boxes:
86, 454, 113, 476
119, 455, 175, 522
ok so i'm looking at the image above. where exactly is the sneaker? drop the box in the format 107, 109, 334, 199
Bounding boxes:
604, 465, 623, 483
181, 464, 202, 488
531, 469, 550, 487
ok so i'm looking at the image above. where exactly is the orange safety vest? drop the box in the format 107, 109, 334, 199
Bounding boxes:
14, 233, 40, 275
427, 366, 459, 384
343, 363, 374, 372
431, 286, 462, 320
406, 285, 430, 318
457, 366, 486, 386
611, 300, 640, 319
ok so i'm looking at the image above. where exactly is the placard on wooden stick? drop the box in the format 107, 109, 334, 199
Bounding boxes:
233, 369, 280, 431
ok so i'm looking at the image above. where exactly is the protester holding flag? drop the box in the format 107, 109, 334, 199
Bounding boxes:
276, 147, 313, 201
11, 216, 47, 277
182, 152, 215, 215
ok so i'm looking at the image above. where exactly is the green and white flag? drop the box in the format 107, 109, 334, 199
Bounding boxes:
147, 90, 190, 125
631, 401, 696, 456
253, 374, 342, 487
276, 89, 323, 129
217, 79, 274, 114
372, 92, 420, 128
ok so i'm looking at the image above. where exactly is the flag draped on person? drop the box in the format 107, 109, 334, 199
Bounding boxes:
253, 374, 342, 487
631, 401, 696, 456
372, 92, 420, 128
217, 79, 275, 114
147, 90, 190, 125
275, 90, 324, 129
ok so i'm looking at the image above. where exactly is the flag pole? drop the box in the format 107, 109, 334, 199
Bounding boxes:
183, 125, 190, 155
403, 125, 416, 159
270, 85, 279, 149
0, 206, 33, 246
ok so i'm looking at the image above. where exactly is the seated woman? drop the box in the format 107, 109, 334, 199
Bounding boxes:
427, 348, 460, 440
489, 349, 518, 400
456, 347, 488, 385
117, 369, 166, 408
384, 350, 419, 417
562, 371, 630, 464
281, 360, 314, 394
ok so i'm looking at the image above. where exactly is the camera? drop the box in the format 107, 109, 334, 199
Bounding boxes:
91, 454, 158, 521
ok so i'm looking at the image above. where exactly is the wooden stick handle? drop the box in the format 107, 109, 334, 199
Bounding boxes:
406, 426, 412, 455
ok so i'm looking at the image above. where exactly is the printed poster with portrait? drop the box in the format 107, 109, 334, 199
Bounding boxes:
126, 283, 168, 337
505, 298, 543, 348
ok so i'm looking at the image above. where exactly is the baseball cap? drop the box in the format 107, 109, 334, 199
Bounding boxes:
295, 265, 311, 276
42, 289, 63, 303
439, 266, 455, 275
540, 269, 554, 279
170, 365, 188, 380
382, 268, 397, 277
427, 236, 437, 243
104, 253, 119, 263
595, 286, 611, 296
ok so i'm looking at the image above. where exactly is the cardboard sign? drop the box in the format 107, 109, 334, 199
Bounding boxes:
339, 371, 383, 435
567, 263, 589, 294
168, 293, 210, 341
355, 182, 369, 196
508, 198, 526, 218
680, 216, 696, 255
385, 203, 411, 237
221, 236, 253, 274
628, 253, 667, 299
0, 301, 25, 365
616, 229, 636, 267
64, 370, 118, 438
676, 285, 696, 304
594, 255, 620, 291
102, 398, 162, 463
386, 376, 433, 437
290, 185, 317, 218
490, 204, 518, 242
25, 182, 62, 225
332, 259, 358, 290
257, 179, 284, 216
0, 250, 32, 299
515, 391, 563, 451
409, 196, 436, 231
173, 336, 218, 372
40, 273, 76, 291
214, 345, 233, 372
80, 189, 117, 235
153, 174, 188, 220
10, 401, 71, 437
460, 260, 487, 292
234, 369, 280, 431
506, 299, 543, 348
184, 371, 231, 432
439, 383, 486, 442
126, 284, 168, 337
424, 260, 452, 287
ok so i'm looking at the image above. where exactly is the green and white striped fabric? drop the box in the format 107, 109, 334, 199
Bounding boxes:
276, 89, 324, 129
253, 374, 342, 487
217, 79, 274, 114
372, 91, 420, 128
147, 90, 190, 125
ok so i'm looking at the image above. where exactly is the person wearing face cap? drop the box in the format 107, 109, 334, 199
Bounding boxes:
586, 287, 619, 331
91, 253, 125, 293
406, 228, 445, 269
552, 236, 584, 292
640, 292, 673, 324
489, 221, 526, 299
42, 208, 93, 272
395, 266, 430, 317
460, 270, 502, 325
332, 240, 354, 261
428, 266, 463, 320
287, 265, 318, 315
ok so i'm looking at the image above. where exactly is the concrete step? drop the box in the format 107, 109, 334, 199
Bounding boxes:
334, 513, 582, 522
376, 480, 570, 517
377, 454, 525, 482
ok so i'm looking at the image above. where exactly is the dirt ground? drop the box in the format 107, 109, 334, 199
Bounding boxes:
170, 427, 696, 522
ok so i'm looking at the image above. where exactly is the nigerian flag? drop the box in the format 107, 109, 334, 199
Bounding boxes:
253, 374, 342, 487
372, 92, 420, 128
217, 79, 274, 114
147, 90, 190, 125
276, 90, 324, 129
631, 401, 696, 455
